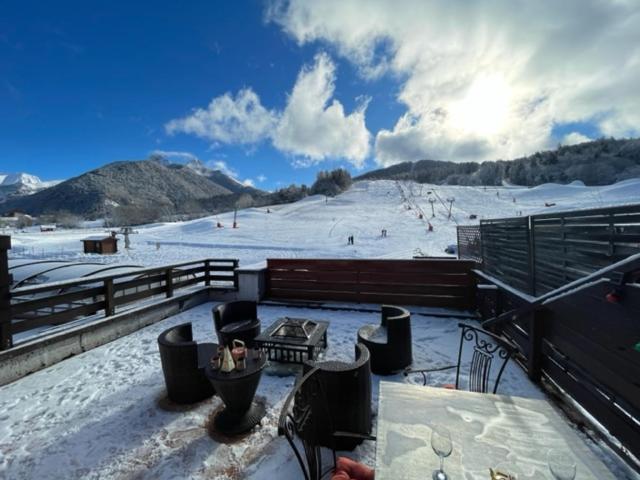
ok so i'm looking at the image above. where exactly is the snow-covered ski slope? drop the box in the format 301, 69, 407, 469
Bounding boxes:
9, 178, 640, 268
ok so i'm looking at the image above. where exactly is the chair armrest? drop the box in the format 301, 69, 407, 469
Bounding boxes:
403, 365, 457, 386
333, 431, 377, 442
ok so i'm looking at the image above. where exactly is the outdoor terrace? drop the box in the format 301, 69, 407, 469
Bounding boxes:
1, 201, 639, 479
1, 301, 629, 479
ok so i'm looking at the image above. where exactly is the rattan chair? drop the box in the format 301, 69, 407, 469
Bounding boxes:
357, 305, 412, 375
157, 322, 216, 404
302, 343, 372, 450
404, 323, 516, 394
278, 366, 375, 480
212, 300, 261, 347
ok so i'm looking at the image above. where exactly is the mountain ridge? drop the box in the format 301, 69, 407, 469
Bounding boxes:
0, 160, 262, 219
356, 138, 640, 186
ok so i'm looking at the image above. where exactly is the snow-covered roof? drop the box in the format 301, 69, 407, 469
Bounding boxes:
82, 235, 116, 241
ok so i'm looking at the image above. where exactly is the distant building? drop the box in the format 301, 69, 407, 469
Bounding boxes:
82, 233, 118, 254
40, 224, 57, 232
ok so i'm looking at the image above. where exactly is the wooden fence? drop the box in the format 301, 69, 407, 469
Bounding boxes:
472, 204, 640, 296
477, 255, 640, 465
266, 258, 477, 309
3, 257, 238, 350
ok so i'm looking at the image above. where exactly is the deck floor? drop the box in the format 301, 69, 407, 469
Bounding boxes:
0, 303, 628, 479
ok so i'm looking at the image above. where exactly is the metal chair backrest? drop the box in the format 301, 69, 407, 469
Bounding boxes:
455, 323, 516, 394
278, 368, 337, 480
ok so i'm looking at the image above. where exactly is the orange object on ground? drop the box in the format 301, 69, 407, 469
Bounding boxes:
331, 457, 375, 480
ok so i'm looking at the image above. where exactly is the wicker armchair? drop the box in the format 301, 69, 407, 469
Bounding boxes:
357, 305, 412, 375
157, 322, 216, 404
212, 300, 261, 347
302, 343, 372, 451
278, 366, 375, 480
404, 323, 516, 394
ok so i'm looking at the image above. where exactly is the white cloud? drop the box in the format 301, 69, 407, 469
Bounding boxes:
256, 174, 267, 182
165, 53, 371, 167
273, 52, 371, 167
561, 132, 592, 146
149, 150, 198, 162
268, 0, 640, 165
242, 178, 255, 187
206, 160, 238, 178
165, 88, 278, 144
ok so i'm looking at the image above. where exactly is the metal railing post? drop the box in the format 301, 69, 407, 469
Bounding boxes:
0, 236, 12, 350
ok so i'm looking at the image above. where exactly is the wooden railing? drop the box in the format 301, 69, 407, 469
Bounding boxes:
477, 255, 640, 467
473, 203, 640, 296
4, 258, 238, 349
266, 258, 477, 309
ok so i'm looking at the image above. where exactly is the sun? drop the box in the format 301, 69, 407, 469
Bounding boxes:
450, 74, 511, 137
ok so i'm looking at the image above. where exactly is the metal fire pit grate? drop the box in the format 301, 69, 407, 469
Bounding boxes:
272, 318, 318, 340
254, 317, 329, 365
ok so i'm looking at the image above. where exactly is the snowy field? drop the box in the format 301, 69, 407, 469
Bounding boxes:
3, 178, 640, 478
7, 178, 640, 269
1, 302, 634, 480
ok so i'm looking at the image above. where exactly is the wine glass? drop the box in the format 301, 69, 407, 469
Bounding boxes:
547, 450, 576, 480
431, 425, 453, 480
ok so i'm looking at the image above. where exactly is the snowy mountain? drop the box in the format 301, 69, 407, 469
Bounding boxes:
185, 159, 260, 194
0, 172, 62, 201
10, 178, 640, 267
0, 160, 259, 218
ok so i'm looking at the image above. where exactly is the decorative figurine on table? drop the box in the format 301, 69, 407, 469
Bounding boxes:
231, 339, 247, 371
220, 345, 236, 373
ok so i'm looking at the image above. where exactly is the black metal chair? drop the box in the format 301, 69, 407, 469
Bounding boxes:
212, 300, 261, 347
404, 323, 517, 394
278, 367, 375, 480
302, 343, 372, 451
157, 322, 216, 404
357, 305, 412, 375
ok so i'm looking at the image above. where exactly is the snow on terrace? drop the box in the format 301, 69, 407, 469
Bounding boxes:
0, 303, 631, 480
9, 179, 640, 268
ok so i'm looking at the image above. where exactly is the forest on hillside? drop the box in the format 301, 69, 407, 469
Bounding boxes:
357, 138, 640, 186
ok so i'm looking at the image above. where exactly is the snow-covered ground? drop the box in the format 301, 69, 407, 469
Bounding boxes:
1, 302, 633, 479
8, 178, 640, 268
2, 179, 639, 478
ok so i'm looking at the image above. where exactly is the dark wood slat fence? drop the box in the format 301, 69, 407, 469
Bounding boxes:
463, 203, 640, 296
477, 256, 640, 465
266, 258, 477, 308
3, 257, 238, 350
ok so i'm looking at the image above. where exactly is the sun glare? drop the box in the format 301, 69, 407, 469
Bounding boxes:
450, 74, 511, 137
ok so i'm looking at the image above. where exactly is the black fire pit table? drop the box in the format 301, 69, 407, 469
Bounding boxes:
254, 317, 329, 364
204, 350, 267, 436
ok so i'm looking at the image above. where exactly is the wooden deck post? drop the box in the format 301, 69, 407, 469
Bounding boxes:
233, 260, 239, 290
204, 260, 211, 286
165, 268, 174, 298
528, 308, 545, 382
104, 278, 115, 316
0, 236, 12, 350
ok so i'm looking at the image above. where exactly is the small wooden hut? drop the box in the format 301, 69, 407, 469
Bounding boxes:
82, 233, 118, 254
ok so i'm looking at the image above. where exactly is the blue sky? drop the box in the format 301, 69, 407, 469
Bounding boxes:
2, 1, 639, 188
